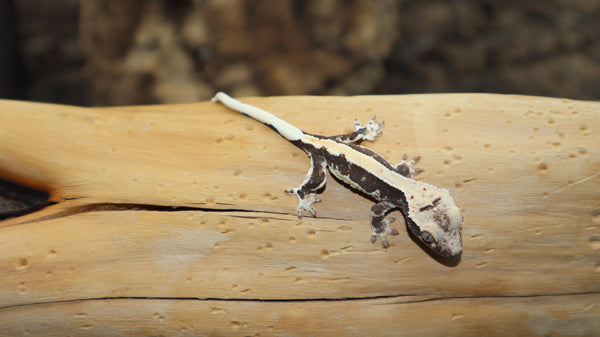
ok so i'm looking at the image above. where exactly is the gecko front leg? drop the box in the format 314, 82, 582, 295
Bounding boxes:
328, 115, 384, 144
370, 200, 400, 248
285, 154, 327, 217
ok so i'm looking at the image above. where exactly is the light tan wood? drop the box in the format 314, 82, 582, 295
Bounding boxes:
1, 295, 598, 336
0, 94, 598, 336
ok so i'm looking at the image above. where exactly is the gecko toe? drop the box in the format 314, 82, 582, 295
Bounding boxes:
360, 116, 384, 142
371, 232, 396, 247
353, 119, 363, 130
293, 193, 321, 218
395, 154, 423, 177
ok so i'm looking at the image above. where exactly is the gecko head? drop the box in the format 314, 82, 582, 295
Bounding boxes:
407, 191, 463, 258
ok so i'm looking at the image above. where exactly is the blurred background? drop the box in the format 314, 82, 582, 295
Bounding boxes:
1, 0, 599, 106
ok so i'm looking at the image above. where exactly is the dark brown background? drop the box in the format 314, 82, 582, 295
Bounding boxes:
2, 0, 599, 106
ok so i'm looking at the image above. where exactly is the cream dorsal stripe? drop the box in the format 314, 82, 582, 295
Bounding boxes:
211, 92, 463, 258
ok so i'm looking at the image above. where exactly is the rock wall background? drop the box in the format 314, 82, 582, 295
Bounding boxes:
4, 0, 600, 106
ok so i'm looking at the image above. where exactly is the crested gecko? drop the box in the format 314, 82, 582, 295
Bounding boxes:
212, 92, 463, 258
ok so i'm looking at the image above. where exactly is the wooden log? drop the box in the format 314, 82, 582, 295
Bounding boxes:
0, 94, 598, 336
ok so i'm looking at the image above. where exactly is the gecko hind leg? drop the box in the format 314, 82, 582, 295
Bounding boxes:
370, 201, 400, 248
285, 154, 327, 218
328, 115, 384, 144
394, 154, 423, 178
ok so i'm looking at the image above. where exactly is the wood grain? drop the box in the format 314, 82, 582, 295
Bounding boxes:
0, 94, 598, 336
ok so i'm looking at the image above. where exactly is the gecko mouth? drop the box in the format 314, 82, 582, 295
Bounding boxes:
404, 218, 462, 259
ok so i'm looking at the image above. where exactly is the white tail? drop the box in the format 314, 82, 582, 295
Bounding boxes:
211, 92, 303, 141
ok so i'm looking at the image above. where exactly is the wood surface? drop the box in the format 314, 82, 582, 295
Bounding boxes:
0, 94, 598, 336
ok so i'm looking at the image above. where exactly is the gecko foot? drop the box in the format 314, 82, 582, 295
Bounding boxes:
370, 217, 399, 248
354, 115, 384, 142
395, 154, 423, 177
285, 189, 321, 218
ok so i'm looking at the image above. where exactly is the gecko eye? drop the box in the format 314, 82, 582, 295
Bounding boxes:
421, 231, 436, 244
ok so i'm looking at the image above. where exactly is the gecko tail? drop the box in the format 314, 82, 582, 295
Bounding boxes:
212, 92, 303, 141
